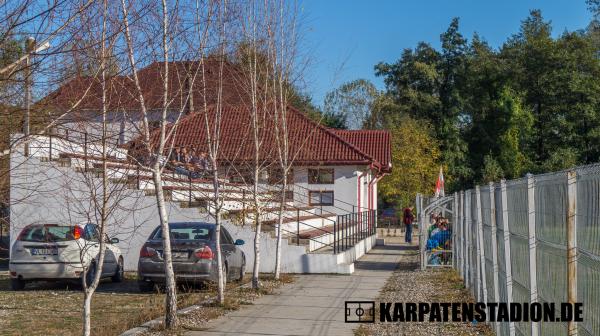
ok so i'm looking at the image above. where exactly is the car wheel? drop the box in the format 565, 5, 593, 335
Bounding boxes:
238, 255, 246, 282
112, 257, 124, 283
85, 262, 97, 288
138, 280, 156, 293
10, 278, 25, 291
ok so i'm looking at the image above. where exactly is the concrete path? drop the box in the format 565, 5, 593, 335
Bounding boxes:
186, 243, 418, 336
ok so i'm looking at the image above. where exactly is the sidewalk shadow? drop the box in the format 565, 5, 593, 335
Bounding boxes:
353, 244, 419, 272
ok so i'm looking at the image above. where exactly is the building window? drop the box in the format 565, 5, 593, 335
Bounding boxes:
308, 168, 334, 184
308, 191, 334, 206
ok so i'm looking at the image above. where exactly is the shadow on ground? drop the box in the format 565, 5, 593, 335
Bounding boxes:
354, 244, 419, 272
0, 274, 212, 294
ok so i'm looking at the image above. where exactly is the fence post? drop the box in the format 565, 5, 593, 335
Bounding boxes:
526, 173, 539, 336
464, 190, 471, 288
458, 190, 466, 281
500, 180, 516, 336
418, 193, 426, 270
334, 216, 337, 254
489, 182, 501, 335
453, 192, 458, 269
475, 186, 488, 304
567, 170, 578, 336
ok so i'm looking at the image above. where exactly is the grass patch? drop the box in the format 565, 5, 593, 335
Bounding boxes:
0, 273, 294, 336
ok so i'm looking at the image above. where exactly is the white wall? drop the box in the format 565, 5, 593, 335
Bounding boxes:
292, 165, 381, 216
293, 165, 359, 215
8, 147, 374, 274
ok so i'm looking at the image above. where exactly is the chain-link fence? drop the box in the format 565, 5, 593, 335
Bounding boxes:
448, 164, 600, 336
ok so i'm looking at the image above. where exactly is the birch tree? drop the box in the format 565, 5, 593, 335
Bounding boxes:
191, 0, 229, 305
119, 0, 193, 328
79, 2, 111, 334
269, 0, 299, 280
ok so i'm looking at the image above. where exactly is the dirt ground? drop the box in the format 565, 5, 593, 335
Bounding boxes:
356, 250, 494, 336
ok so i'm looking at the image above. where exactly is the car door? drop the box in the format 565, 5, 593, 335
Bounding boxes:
102, 234, 118, 275
84, 225, 115, 276
219, 228, 237, 279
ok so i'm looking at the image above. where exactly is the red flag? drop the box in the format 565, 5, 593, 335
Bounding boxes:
435, 166, 445, 198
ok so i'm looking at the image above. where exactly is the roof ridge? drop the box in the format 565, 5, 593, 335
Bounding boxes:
285, 104, 382, 170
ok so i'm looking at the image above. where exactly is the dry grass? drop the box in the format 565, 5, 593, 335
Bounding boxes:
143, 273, 296, 336
0, 273, 293, 336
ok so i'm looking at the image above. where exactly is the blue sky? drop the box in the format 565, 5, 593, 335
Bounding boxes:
299, 0, 594, 107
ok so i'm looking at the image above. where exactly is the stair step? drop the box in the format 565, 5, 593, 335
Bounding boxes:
263, 213, 336, 226
227, 205, 314, 215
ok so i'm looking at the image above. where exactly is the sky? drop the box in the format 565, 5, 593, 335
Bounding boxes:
299, 0, 594, 108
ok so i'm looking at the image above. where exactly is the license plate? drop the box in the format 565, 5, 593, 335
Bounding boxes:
31, 248, 58, 255
173, 252, 189, 259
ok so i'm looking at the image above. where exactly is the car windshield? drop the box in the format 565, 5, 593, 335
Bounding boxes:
152, 223, 214, 241
18, 225, 76, 242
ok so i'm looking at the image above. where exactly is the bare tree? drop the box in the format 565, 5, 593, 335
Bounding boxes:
267, 0, 300, 280
191, 0, 229, 305
119, 0, 187, 328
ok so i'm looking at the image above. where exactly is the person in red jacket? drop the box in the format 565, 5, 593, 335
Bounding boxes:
403, 207, 415, 243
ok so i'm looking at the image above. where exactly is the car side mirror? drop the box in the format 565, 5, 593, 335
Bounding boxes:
234, 239, 245, 246
110, 237, 119, 244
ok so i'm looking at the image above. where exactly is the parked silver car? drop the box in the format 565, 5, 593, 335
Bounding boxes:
137, 222, 245, 291
9, 223, 124, 290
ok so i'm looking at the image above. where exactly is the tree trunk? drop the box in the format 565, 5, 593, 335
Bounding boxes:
252, 214, 261, 289
82, 292, 92, 336
274, 177, 287, 279
153, 169, 178, 328
213, 167, 225, 304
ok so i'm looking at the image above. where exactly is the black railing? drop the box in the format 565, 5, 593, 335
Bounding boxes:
333, 209, 377, 254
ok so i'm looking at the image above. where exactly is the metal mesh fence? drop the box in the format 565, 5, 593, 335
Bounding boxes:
439, 163, 600, 336
576, 165, 600, 336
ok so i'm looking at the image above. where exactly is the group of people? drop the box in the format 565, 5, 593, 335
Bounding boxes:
168, 147, 211, 179
400, 207, 453, 264
426, 214, 452, 265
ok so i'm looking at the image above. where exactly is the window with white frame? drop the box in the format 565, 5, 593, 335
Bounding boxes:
309, 190, 334, 206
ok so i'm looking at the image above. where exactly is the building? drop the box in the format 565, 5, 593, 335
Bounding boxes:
9, 61, 391, 274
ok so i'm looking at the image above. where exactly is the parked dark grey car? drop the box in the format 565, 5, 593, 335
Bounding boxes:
137, 222, 246, 291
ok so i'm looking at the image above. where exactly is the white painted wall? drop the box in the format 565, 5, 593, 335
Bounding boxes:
8, 145, 376, 274
293, 165, 360, 215
291, 165, 381, 217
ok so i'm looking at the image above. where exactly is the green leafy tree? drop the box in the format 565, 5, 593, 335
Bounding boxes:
375, 18, 471, 190
323, 79, 378, 129
379, 115, 441, 209
481, 154, 504, 183
496, 88, 533, 179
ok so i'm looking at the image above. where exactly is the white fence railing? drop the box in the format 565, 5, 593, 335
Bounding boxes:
446, 164, 600, 336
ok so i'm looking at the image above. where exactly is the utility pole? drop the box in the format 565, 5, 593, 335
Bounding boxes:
23, 37, 35, 157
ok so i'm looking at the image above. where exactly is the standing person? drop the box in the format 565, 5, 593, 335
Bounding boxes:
403, 206, 415, 243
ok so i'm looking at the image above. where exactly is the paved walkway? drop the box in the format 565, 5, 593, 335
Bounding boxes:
186, 242, 418, 336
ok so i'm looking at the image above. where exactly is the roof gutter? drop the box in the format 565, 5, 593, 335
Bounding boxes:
368, 171, 388, 228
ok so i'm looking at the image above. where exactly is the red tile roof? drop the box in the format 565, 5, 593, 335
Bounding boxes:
332, 130, 392, 173
41, 61, 391, 172
142, 104, 388, 170
38, 59, 247, 115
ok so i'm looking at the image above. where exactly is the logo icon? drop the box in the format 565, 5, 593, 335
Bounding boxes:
345, 301, 375, 323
